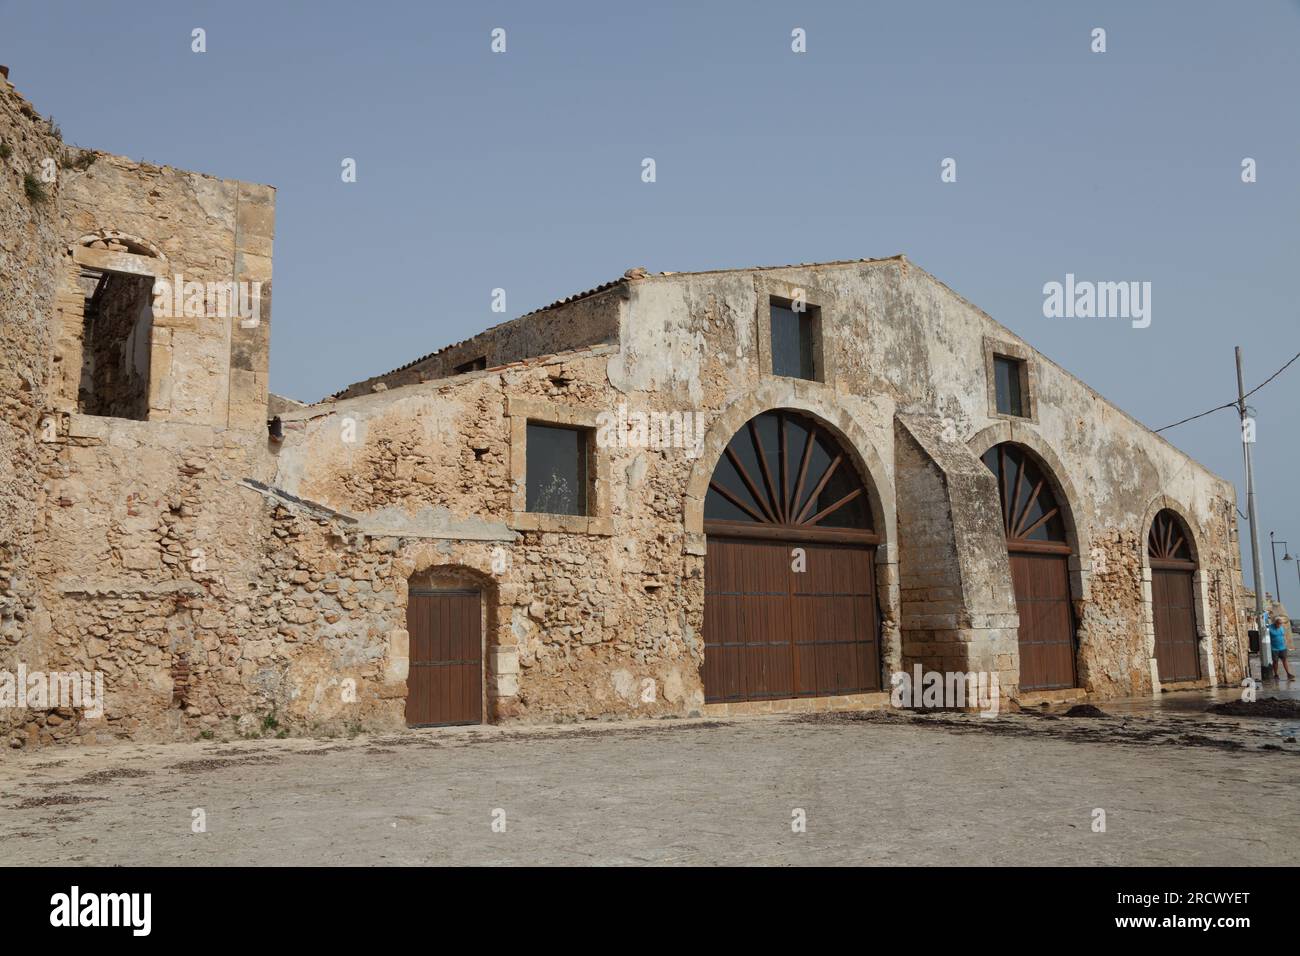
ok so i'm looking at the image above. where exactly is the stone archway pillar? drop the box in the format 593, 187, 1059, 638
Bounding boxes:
894, 413, 1020, 703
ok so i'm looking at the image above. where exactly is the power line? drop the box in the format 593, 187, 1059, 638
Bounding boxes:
1155, 349, 1300, 433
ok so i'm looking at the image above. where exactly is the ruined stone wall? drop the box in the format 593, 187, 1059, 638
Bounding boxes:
277, 346, 706, 723
56, 155, 273, 429
0, 76, 63, 742
17, 338, 711, 746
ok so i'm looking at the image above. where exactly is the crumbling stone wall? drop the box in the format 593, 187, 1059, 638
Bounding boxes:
0, 75, 62, 742
56, 153, 273, 428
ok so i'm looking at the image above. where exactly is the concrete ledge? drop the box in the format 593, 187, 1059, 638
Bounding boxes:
1015, 687, 1088, 708
1158, 678, 1213, 693
58, 579, 204, 599
703, 692, 892, 718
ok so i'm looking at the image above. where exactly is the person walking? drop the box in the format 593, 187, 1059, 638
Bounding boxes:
1269, 615, 1294, 680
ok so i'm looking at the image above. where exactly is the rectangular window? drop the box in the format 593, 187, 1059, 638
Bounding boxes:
769, 299, 818, 380
454, 356, 487, 374
526, 423, 587, 515
993, 355, 1027, 417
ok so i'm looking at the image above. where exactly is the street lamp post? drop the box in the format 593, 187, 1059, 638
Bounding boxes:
1269, 532, 1292, 610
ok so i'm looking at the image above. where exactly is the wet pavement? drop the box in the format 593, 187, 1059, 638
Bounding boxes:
1054, 680, 1300, 741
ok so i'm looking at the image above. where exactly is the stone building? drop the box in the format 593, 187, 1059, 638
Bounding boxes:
1, 74, 1249, 747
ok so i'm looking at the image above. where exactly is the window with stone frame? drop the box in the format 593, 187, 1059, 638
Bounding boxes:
525, 422, 589, 516
769, 297, 820, 381
993, 354, 1028, 418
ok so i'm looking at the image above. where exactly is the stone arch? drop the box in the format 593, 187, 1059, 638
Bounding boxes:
1139, 495, 1204, 565
1138, 495, 1214, 687
684, 383, 901, 685
685, 384, 896, 561
74, 229, 168, 263
966, 421, 1092, 602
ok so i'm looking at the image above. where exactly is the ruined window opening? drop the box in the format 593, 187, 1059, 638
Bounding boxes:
525, 422, 588, 516
769, 297, 819, 381
993, 355, 1027, 418
454, 356, 487, 374
77, 265, 154, 420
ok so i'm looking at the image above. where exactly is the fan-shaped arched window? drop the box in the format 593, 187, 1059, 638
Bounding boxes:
705, 411, 873, 537
1148, 509, 1196, 567
981, 443, 1067, 546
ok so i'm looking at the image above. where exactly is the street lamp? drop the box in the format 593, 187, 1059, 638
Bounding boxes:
1270, 532, 1293, 610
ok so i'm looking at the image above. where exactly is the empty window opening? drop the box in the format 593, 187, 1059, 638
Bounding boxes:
993, 354, 1027, 417
78, 266, 154, 420
769, 298, 818, 380
526, 422, 588, 516
454, 356, 487, 374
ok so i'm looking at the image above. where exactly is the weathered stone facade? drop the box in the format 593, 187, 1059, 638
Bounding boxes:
1, 74, 63, 706
0, 75, 1249, 748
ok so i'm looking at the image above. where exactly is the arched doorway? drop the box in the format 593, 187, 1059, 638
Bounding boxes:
982, 443, 1078, 691
702, 410, 881, 703
1148, 509, 1201, 682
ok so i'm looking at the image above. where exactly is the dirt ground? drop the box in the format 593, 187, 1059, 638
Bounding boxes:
1, 701, 1297, 866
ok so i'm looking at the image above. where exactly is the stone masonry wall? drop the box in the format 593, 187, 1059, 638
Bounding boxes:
55, 153, 273, 428
0, 76, 63, 743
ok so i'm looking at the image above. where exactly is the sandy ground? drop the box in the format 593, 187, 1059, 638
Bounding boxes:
1, 698, 1297, 866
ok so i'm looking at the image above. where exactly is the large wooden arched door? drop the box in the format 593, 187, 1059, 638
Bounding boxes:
982, 444, 1078, 692
1149, 510, 1201, 682
703, 411, 881, 703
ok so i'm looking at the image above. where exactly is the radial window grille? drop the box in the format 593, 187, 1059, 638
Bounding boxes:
981, 443, 1067, 545
1148, 509, 1195, 564
704, 411, 872, 533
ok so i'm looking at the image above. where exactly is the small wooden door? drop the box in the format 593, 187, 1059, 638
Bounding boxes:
405, 589, 482, 727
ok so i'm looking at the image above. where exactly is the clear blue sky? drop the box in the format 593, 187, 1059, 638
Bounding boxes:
5, 0, 1298, 604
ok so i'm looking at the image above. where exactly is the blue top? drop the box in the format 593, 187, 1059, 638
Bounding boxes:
1269, 622, 1288, 652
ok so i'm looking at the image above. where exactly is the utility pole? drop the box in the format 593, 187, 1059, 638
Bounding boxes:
1237, 347, 1271, 677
